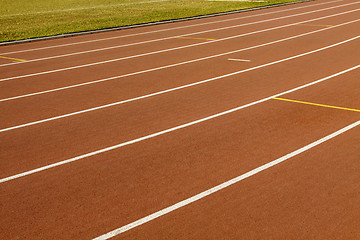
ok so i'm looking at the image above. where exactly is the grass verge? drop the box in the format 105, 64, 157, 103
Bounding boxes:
0, 0, 301, 43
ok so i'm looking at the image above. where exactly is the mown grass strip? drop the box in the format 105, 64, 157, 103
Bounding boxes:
0, 0, 301, 43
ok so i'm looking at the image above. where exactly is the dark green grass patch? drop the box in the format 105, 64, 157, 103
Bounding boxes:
0, 0, 300, 42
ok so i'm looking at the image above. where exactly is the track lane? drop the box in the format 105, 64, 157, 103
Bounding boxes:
1, 83, 359, 239
1, 1, 359, 239
112, 123, 360, 240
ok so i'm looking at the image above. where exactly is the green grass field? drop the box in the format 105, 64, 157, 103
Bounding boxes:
0, 0, 300, 43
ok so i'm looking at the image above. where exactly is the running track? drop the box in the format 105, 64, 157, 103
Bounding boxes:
0, 0, 359, 239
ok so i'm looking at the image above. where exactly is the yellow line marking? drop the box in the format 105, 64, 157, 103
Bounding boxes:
0, 55, 27, 62
296, 23, 333, 27
175, 37, 216, 41
273, 97, 360, 113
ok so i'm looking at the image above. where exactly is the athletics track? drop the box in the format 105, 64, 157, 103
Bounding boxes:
0, 0, 359, 238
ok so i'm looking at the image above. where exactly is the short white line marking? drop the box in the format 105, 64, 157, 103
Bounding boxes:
0, 0, 343, 56
0, 2, 358, 69
228, 58, 251, 62
0, 64, 358, 184
1, 6, 358, 82
0, 35, 358, 133
93, 118, 360, 239
1, 18, 358, 103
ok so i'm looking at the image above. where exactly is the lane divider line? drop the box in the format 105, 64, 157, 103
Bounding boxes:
1, 18, 358, 103
273, 97, 360, 112
0, 56, 26, 62
228, 58, 251, 62
0, 35, 359, 133
1, 6, 359, 82
0, 64, 358, 184
93, 118, 360, 239
0, 1, 358, 68
0, 0, 344, 56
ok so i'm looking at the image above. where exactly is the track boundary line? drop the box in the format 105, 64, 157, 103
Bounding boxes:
93, 118, 360, 239
1, 35, 358, 133
0, 0, 317, 47
0, 64, 358, 184
1, 1, 357, 68
1, 7, 359, 82
273, 97, 360, 112
2, 18, 358, 103
1, 35, 359, 133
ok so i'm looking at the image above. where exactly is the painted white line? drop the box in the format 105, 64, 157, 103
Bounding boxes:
228, 58, 251, 62
1, 7, 358, 83
0, 0, 344, 56
0, 35, 358, 134
93, 118, 360, 239
1, 18, 358, 103
0, 64, 358, 184
1, 1, 357, 68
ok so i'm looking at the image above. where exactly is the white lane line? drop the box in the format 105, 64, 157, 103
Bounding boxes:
228, 58, 251, 62
0, 63, 358, 184
0, 0, 343, 56
0, 35, 358, 133
1, 7, 358, 83
1, 1, 357, 68
1, 18, 358, 103
93, 118, 360, 240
